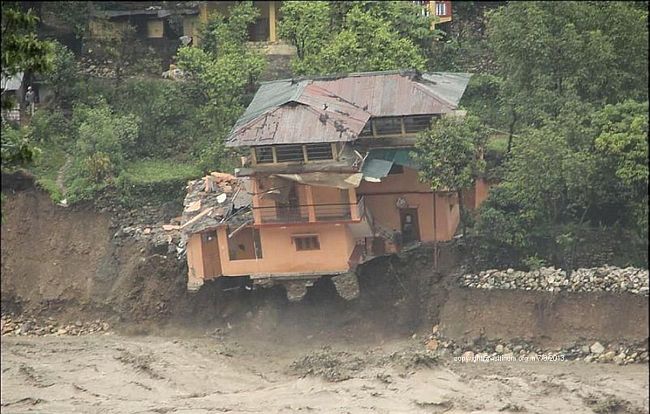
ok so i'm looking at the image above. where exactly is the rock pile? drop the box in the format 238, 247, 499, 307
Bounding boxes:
79, 57, 119, 78
461, 266, 649, 296
425, 325, 649, 365
1, 313, 112, 337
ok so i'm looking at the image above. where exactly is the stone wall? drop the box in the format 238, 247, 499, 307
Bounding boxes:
439, 287, 649, 347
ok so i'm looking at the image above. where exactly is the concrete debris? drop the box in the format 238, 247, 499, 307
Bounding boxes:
181, 172, 253, 236
424, 329, 649, 365
331, 272, 360, 300
460, 266, 649, 296
1, 313, 112, 337
590, 342, 605, 354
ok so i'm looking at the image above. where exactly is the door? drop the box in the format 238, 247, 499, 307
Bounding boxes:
400, 208, 420, 244
277, 185, 301, 221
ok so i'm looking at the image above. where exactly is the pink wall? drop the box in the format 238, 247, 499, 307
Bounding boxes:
357, 167, 460, 241
216, 222, 356, 277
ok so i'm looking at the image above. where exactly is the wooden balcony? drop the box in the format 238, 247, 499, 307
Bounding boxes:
253, 197, 367, 225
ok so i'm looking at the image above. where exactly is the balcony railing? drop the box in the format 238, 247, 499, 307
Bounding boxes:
254, 198, 367, 225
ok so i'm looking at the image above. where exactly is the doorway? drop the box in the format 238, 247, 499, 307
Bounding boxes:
400, 208, 420, 244
277, 185, 301, 221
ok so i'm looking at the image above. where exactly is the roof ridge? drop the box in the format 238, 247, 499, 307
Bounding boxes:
259, 69, 424, 85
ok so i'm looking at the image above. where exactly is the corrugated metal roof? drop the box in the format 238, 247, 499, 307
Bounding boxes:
1, 72, 24, 91
226, 70, 472, 148
228, 83, 371, 146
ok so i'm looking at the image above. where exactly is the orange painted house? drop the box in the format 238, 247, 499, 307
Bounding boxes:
182, 70, 484, 299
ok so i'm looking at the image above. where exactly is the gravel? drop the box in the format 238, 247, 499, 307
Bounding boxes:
425, 325, 649, 365
460, 266, 649, 296
1, 313, 113, 337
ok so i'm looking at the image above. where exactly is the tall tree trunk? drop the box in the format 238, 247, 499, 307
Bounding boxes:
507, 108, 518, 154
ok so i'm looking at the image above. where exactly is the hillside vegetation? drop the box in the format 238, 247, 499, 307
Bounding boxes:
2, 1, 647, 269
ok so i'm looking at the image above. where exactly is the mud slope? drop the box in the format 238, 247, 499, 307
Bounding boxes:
0, 179, 435, 335
1, 182, 187, 322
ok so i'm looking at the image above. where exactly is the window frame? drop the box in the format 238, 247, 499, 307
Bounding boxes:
292, 235, 321, 251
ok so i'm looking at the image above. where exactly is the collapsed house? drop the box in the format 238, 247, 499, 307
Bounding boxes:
181, 70, 489, 300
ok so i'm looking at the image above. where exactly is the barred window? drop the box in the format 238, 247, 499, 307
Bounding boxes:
255, 146, 274, 163
374, 117, 403, 135
275, 145, 304, 163
293, 235, 320, 251
403, 115, 434, 133
306, 143, 334, 160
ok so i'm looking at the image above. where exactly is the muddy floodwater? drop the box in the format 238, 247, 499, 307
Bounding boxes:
2, 330, 648, 414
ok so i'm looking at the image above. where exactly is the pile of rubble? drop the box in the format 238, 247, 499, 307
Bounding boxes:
180, 172, 252, 235
424, 325, 649, 365
107, 171, 252, 263
460, 266, 649, 296
1, 313, 112, 337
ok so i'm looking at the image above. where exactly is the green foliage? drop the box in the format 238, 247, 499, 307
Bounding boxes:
71, 100, 139, 182
41, 1, 93, 40
594, 101, 649, 187
414, 114, 487, 235
30, 108, 72, 146
279, 1, 430, 75
414, 115, 487, 192
42, 41, 79, 106
475, 101, 649, 268
277, 1, 330, 60
487, 2, 648, 130
1, 4, 53, 170
1, 121, 40, 169
116, 160, 201, 207
89, 20, 161, 82
1, 5, 54, 78
176, 1, 265, 172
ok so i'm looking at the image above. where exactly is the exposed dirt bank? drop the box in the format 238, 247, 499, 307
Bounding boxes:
2, 179, 649, 347
440, 288, 649, 347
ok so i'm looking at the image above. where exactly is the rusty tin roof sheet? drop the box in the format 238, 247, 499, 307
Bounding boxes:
229, 83, 371, 146
226, 70, 471, 148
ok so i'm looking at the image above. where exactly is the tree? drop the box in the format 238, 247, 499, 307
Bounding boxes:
414, 114, 487, 235
487, 2, 648, 141
176, 1, 265, 171
277, 1, 330, 60
474, 101, 649, 269
72, 100, 139, 183
594, 100, 649, 242
42, 41, 79, 107
279, 1, 431, 75
1, 4, 53, 169
1, 5, 53, 79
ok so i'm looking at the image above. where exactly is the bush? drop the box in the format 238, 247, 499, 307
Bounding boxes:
30, 109, 72, 147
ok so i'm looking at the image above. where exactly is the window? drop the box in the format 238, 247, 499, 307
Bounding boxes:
293, 235, 320, 251
228, 226, 263, 260
436, 2, 447, 16
275, 144, 305, 163
403, 115, 434, 133
306, 143, 334, 160
359, 121, 373, 137
388, 164, 404, 175
374, 117, 403, 135
255, 146, 274, 163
